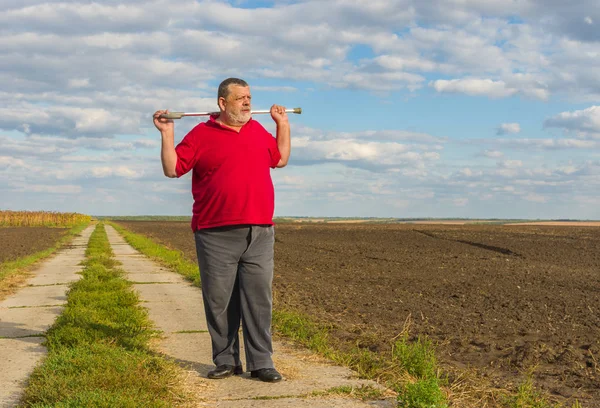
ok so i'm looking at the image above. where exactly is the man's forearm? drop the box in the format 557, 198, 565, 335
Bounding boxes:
161, 130, 178, 178
276, 121, 290, 168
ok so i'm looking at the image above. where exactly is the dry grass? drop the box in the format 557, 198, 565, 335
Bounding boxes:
0, 210, 91, 227
442, 366, 505, 407
273, 358, 301, 380
0, 269, 33, 300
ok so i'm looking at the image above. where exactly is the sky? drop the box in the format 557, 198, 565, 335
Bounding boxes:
1, 0, 599, 220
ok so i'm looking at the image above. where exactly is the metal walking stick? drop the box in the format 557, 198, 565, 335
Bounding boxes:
160, 108, 302, 120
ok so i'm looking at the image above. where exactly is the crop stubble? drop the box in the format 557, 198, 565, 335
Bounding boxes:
115, 221, 600, 406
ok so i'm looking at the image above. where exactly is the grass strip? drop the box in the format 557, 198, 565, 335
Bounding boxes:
109, 222, 199, 285
109, 223, 576, 408
19, 223, 187, 407
0, 222, 90, 285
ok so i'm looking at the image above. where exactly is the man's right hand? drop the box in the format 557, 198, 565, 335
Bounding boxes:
153, 110, 174, 133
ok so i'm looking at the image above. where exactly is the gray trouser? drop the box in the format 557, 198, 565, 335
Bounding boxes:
194, 225, 275, 371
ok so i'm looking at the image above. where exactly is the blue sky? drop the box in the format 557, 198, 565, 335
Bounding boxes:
1, 0, 599, 219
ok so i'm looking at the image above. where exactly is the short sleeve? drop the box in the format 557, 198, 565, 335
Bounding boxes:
268, 135, 281, 168
174, 127, 200, 177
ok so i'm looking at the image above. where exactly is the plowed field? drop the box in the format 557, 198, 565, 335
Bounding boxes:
0, 227, 68, 264
115, 221, 600, 406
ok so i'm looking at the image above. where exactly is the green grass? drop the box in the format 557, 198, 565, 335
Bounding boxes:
272, 309, 332, 355
19, 223, 187, 407
173, 330, 209, 334
504, 377, 553, 408
393, 335, 447, 408
501, 373, 583, 408
108, 222, 199, 284
273, 309, 448, 407
0, 222, 90, 285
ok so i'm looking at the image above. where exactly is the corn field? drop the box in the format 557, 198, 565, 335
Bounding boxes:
0, 211, 91, 227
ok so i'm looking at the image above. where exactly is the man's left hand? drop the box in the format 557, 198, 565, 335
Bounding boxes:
270, 104, 289, 125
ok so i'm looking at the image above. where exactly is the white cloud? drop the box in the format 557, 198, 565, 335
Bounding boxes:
497, 123, 521, 135
340, 71, 426, 91
373, 55, 437, 72
0, 2, 165, 35
431, 78, 548, 100
68, 78, 90, 89
289, 126, 444, 172
252, 86, 298, 92
481, 137, 600, 150
432, 79, 517, 98
12, 184, 82, 194
544, 106, 600, 138
90, 166, 143, 179
484, 150, 504, 158
0, 105, 140, 138
492, 186, 515, 192
298, 127, 446, 144
499, 160, 523, 169
0, 155, 28, 170
133, 139, 159, 148
524, 193, 547, 203
1, 1, 600, 219
0, 134, 157, 160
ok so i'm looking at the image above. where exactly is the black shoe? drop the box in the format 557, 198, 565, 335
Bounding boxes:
250, 368, 282, 382
208, 364, 244, 379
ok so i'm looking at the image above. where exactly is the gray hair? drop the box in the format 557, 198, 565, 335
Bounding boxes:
218, 78, 249, 99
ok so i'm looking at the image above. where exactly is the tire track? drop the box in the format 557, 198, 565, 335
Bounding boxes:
412, 229, 523, 257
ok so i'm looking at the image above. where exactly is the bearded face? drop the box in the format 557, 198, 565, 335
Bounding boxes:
221, 85, 252, 126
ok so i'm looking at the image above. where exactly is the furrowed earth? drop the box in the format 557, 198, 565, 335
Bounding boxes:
114, 221, 600, 406
0, 227, 68, 263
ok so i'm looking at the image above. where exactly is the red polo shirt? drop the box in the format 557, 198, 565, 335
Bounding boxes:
175, 116, 281, 231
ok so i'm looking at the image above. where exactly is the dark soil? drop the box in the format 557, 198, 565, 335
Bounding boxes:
0, 227, 68, 264
115, 221, 600, 406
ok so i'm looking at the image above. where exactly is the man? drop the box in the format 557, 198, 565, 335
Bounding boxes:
153, 78, 290, 383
